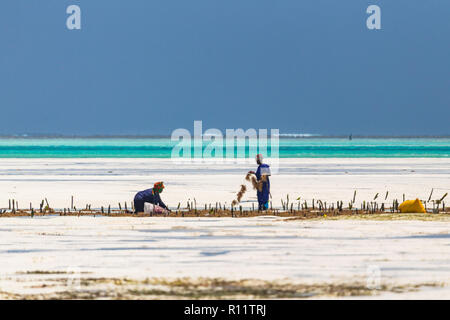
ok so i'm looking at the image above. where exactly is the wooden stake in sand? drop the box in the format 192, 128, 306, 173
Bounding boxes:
428, 189, 434, 202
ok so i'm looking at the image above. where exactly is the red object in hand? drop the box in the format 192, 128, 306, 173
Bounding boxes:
248, 171, 255, 174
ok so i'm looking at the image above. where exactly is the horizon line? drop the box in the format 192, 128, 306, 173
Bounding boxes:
0, 134, 449, 139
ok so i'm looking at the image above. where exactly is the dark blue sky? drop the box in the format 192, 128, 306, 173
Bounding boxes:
1, 1, 449, 136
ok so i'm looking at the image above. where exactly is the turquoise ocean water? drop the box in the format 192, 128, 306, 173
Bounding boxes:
0, 138, 449, 158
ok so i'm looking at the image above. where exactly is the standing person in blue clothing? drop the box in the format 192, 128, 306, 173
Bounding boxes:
134, 182, 170, 213
248, 154, 271, 210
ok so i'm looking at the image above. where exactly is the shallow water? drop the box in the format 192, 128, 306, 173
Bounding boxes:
0, 138, 449, 158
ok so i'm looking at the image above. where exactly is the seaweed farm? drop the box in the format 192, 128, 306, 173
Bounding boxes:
1, 193, 448, 219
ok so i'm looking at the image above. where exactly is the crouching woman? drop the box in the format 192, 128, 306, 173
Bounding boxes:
134, 182, 170, 214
